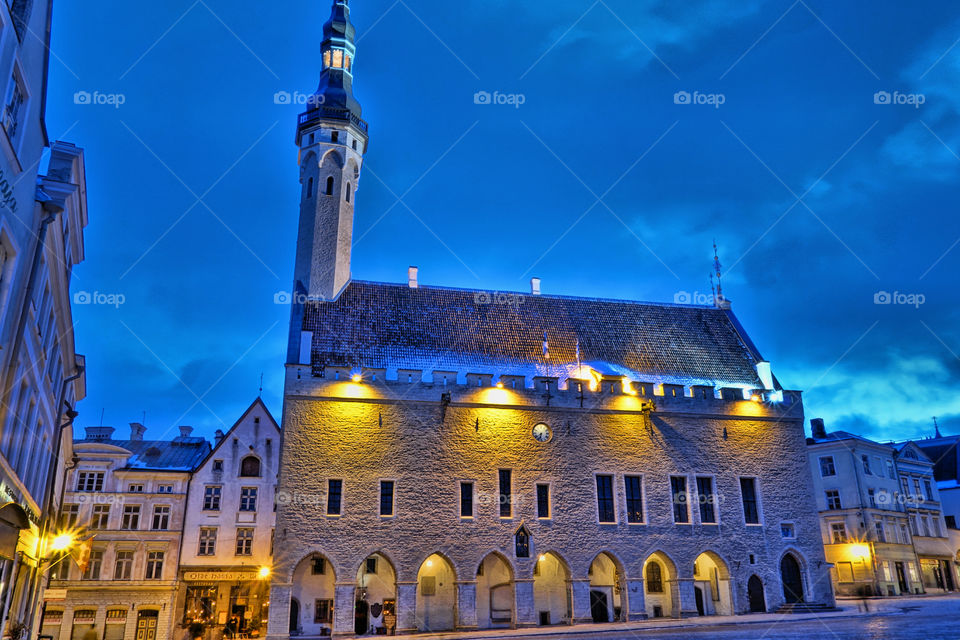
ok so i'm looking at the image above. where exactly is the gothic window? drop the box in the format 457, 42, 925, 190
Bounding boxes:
240, 456, 261, 477
646, 562, 663, 593
345, 182, 352, 203
307, 177, 314, 197
515, 525, 530, 558
325, 176, 334, 196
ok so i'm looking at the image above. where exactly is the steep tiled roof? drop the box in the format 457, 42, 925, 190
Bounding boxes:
73, 438, 210, 471
299, 281, 765, 387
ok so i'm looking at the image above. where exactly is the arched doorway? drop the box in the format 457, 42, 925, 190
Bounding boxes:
416, 553, 456, 631
533, 552, 571, 626
643, 552, 677, 619
588, 553, 625, 623
289, 599, 300, 634
476, 553, 515, 628
780, 554, 804, 604
356, 553, 397, 635
291, 554, 336, 636
747, 575, 766, 613
693, 552, 733, 616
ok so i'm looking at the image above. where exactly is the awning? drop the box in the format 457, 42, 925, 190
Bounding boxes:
0, 502, 29, 559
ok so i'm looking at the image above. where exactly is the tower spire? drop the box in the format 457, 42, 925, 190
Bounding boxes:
712, 240, 731, 309
290, 0, 369, 308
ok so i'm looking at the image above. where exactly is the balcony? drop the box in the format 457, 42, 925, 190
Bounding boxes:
298, 107, 368, 133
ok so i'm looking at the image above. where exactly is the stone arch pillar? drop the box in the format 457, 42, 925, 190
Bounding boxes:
514, 578, 536, 628
457, 581, 479, 630
676, 578, 698, 618
626, 577, 646, 621
570, 579, 592, 624
395, 581, 418, 634
334, 582, 356, 634
266, 583, 292, 639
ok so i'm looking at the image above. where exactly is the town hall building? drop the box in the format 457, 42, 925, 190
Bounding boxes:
267, 1, 835, 637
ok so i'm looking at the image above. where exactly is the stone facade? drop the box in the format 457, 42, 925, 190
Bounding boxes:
267, 370, 833, 638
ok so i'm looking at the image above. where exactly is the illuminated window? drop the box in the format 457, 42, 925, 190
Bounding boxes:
831, 522, 847, 543
323, 50, 331, 68
646, 563, 663, 593
332, 49, 344, 68
344, 54, 352, 71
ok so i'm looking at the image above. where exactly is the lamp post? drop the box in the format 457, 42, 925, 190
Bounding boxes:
30, 531, 78, 640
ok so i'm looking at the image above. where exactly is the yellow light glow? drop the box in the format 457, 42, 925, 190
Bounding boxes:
425, 559, 433, 568
496, 382, 504, 389
622, 377, 636, 395
750, 394, 762, 403
848, 544, 871, 561
49, 533, 75, 552
538, 554, 546, 562
258, 566, 271, 579
351, 374, 362, 383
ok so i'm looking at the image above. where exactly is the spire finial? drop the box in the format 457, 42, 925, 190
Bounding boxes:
934, 416, 942, 438
713, 239, 723, 302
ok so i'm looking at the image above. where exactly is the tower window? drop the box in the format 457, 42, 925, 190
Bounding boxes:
331, 131, 339, 143
345, 182, 352, 203
307, 177, 314, 198
352, 139, 358, 150
309, 133, 315, 144
325, 176, 334, 196
515, 526, 530, 558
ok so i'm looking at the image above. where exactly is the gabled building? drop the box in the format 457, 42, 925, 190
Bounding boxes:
43, 424, 209, 640
266, 3, 835, 638
177, 398, 280, 639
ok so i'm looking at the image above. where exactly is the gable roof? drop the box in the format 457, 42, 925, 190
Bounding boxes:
297, 281, 767, 388
194, 397, 280, 470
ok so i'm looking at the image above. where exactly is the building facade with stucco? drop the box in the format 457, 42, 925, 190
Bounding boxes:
267, 2, 835, 637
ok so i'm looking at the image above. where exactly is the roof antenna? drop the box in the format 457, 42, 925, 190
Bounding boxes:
259, 373, 264, 398
933, 416, 942, 438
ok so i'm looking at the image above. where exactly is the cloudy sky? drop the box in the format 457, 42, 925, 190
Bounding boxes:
48, 0, 960, 443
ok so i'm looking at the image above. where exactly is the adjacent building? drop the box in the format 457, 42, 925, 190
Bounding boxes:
266, 3, 835, 638
177, 398, 280, 638
807, 420, 958, 598
43, 424, 209, 640
0, 1, 90, 634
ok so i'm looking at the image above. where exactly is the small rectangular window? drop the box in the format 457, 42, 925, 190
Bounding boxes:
781, 522, 796, 539
198, 528, 217, 556
91, 505, 110, 529
498, 470, 512, 518
366, 558, 377, 574
121, 505, 140, 530
76, 471, 104, 492
460, 482, 473, 519
314, 599, 333, 623
82, 551, 103, 580
327, 479, 342, 515
114, 551, 133, 580
239, 487, 258, 512
825, 490, 842, 510
212, 460, 223, 472
740, 478, 760, 524
596, 474, 615, 523
831, 522, 847, 543
696, 476, 716, 524
152, 505, 170, 530
203, 486, 221, 511
536, 484, 550, 519
312, 557, 326, 575
625, 476, 643, 523
380, 480, 394, 517
236, 528, 254, 556
331, 130, 339, 144
671, 476, 689, 524
861, 454, 872, 475
145, 551, 164, 580
819, 456, 836, 477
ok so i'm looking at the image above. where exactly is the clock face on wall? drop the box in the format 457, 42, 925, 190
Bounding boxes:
532, 423, 552, 443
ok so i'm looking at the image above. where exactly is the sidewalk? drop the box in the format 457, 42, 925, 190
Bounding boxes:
324, 608, 869, 640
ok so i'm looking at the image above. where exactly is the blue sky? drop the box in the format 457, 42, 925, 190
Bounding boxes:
48, 0, 960, 443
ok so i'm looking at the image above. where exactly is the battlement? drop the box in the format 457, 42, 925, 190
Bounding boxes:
284, 364, 801, 418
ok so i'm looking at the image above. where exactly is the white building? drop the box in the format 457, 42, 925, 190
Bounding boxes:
42, 424, 209, 640
177, 398, 280, 639
807, 420, 958, 597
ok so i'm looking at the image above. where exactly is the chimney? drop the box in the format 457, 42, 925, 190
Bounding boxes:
84, 426, 115, 441
129, 422, 146, 441
408, 266, 418, 288
810, 418, 827, 440
179, 425, 193, 438
214, 429, 225, 446
531, 277, 541, 296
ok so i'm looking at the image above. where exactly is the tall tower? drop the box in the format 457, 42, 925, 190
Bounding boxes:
292, 0, 368, 302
